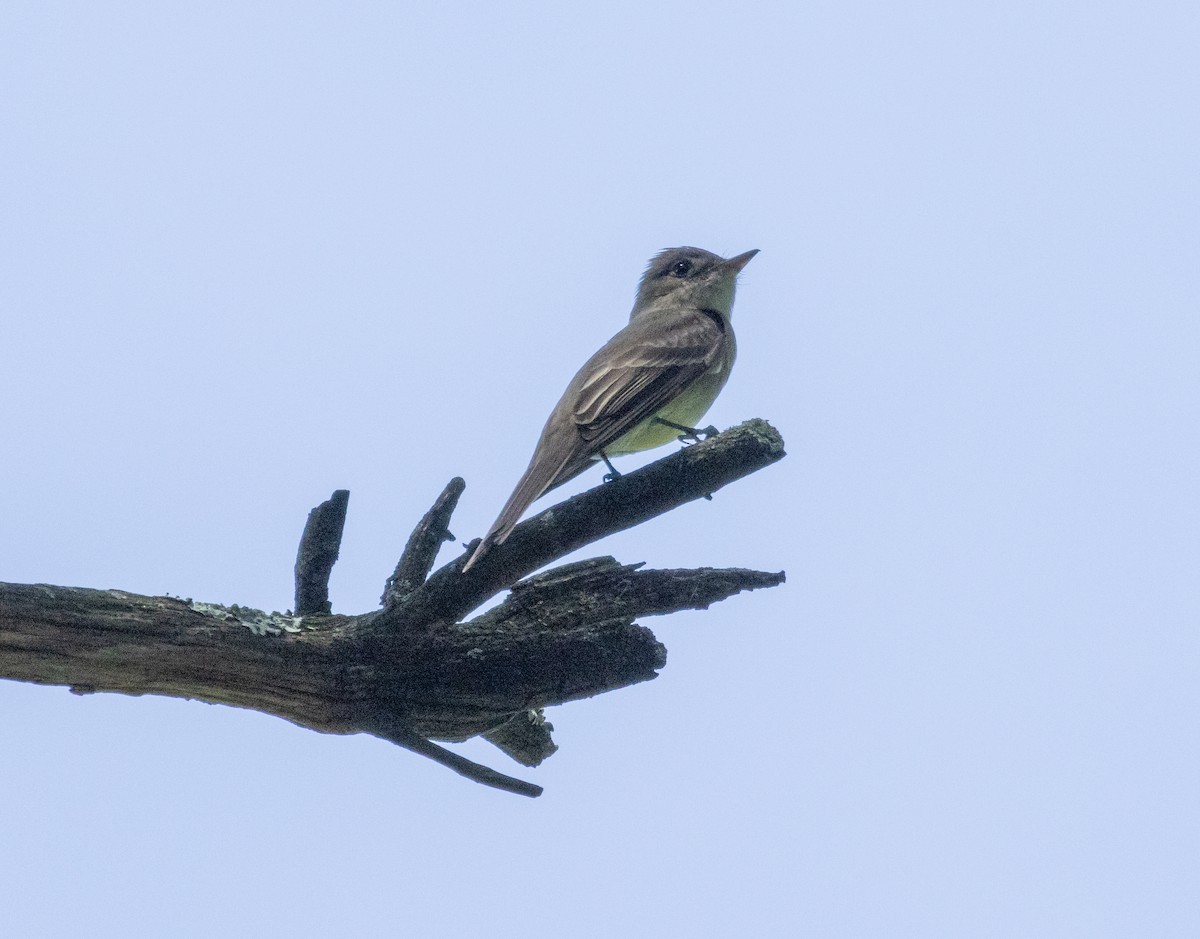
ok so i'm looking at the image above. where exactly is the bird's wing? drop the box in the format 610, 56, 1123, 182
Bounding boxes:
571, 308, 726, 452
462, 308, 725, 570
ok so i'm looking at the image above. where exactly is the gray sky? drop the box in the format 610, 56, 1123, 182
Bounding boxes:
2, 2, 1197, 936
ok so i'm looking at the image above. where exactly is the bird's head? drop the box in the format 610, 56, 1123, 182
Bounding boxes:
631, 246, 759, 320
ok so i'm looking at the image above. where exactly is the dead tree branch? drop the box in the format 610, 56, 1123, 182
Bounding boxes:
294, 488, 350, 615
382, 477, 464, 607
0, 419, 786, 797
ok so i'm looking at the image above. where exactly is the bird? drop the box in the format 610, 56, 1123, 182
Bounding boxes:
461, 246, 758, 572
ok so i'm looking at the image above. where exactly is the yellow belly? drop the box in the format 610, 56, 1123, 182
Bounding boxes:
605, 367, 728, 456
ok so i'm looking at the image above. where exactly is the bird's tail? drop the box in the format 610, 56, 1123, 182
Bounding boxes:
461, 427, 581, 572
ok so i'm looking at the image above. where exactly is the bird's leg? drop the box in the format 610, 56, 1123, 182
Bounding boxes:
600, 451, 622, 483
653, 417, 720, 445
650, 418, 716, 501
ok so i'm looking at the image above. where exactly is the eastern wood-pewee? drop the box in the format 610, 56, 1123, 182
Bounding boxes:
462, 246, 758, 571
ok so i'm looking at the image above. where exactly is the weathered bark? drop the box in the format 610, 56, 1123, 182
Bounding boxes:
0, 419, 786, 797
294, 488, 350, 615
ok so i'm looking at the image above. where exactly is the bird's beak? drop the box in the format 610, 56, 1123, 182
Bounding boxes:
723, 249, 760, 273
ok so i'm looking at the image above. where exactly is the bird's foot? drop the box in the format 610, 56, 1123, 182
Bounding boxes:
684, 424, 720, 445
654, 418, 720, 446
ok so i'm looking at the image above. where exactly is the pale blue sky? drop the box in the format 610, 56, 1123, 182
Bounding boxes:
2, 2, 1197, 936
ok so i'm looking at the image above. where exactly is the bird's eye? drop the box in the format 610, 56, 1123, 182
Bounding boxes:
670, 259, 692, 277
